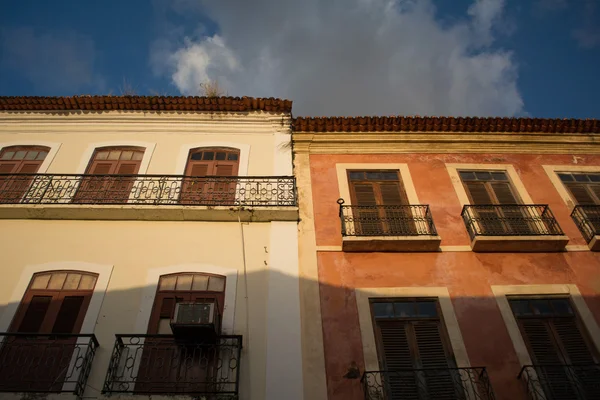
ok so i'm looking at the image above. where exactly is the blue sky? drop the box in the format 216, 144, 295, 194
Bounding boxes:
0, 0, 598, 118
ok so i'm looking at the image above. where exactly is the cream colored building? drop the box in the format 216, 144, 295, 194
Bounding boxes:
0, 96, 303, 400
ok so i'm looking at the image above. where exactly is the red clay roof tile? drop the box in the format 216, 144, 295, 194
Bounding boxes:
0, 95, 293, 113
293, 116, 600, 134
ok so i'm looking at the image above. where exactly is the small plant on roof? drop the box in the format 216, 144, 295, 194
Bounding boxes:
199, 79, 225, 98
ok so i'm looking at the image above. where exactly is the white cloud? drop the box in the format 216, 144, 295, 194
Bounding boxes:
151, 0, 523, 116
0, 27, 104, 93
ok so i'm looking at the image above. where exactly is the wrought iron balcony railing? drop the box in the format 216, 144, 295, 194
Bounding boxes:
0, 333, 99, 396
571, 205, 600, 243
362, 368, 496, 400
103, 334, 242, 397
461, 204, 564, 240
518, 364, 600, 400
339, 202, 438, 236
0, 173, 297, 206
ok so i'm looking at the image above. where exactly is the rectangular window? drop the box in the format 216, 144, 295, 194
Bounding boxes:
509, 297, 600, 399
558, 172, 600, 205
348, 170, 416, 235
458, 170, 520, 205
371, 298, 460, 398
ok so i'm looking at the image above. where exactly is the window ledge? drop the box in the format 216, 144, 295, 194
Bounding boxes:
470, 235, 569, 252
342, 235, 441, 252
0, 204, 299, 222
587, 236, 600, 251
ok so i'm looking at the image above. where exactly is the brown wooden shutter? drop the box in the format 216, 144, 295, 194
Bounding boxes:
565, 183, 596, 205
215, 164, 234, 176
465, 182, 493, 204
521, 319, 564, 364
553, 319, 595, 364
353, 183, 377, 205
380, 183, 405, 205
0, 162, 19, 174
378, 321, 413, 369
89, 162, 114, 175
51, 296, 85, 334
17, 296, 52, 333
189, 164, 209, 177
490, 182, 519, 204
116, 163, 139, 175
414, 322, 450, 368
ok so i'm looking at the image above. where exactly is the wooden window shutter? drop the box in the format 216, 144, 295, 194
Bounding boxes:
0, 162, 19, 174
116, 163, 139, 175
17, 296, 52, 333
490, 182, 519, 204
378, 320, 413, 369
553, 319, 596, 364
380, 183, 405, 205
51, 296, 85, 334
89, 162, 114, 175
565, 183, 596, 205
215, 164, 234, 176
465, 182, 493, 204
189, 164, 209, 177
413, 322, 450, 368
521, 319, 564, 364
159, 297, 178, 318
353, 183, 377, 206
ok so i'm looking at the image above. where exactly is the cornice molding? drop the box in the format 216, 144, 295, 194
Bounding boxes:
292, 132, 600, 154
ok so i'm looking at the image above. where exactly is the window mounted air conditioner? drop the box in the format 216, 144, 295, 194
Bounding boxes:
170, 302, 217, 340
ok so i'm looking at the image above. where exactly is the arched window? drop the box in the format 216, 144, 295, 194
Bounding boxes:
10, 271, 98, 334
184, 147, 240, 177
74, 146, 145, 203
0, 146, 50, 203
0, 271, 97, 392
148, 273, 226, 334
181, 147, 240, 205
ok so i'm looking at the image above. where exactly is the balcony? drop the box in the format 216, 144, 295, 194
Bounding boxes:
103, 334, 242, 397
0, 333, 98, 397
0, 173, 297, 221
362, 368, 496, 400
519, 364, 600, 400
571, 205, 600, 251
339, 200, 441, 252
461, 205, 568, 252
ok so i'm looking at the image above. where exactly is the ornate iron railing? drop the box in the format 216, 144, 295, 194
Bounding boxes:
339, 201, 438, 237
518, 364, 600, 400
461, 204, 564, 240
0, 333, 99, 396
362, 368, 496, 400
0, 173, 297, 206
103, 334, 242, 397
571, 205, 600, 243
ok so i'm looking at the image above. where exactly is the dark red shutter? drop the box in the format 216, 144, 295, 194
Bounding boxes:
353, 184, 377, 205
52, 296, 85, 334
17, 296, 52, 333
464, 182, 493, 204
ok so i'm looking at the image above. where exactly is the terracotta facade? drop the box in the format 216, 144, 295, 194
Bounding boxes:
304, 151, 600, 400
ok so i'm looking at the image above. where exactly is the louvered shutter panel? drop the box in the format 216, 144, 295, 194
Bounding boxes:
590, 185, 600, 204
414, 322, 458, 400
215, 164, 235, 176
0, 162, 19, 174
378, 320, 418, 400
89, 162, 113, 175
380, 184, 405, 205
354, 183, 377, 205
189, 164, 209, 176
352, 184, 379, 234
521, 319, 577, 400
465, 182, 493, 204
160, 297, 177, 318
116, 163, 139, 175
17, 296, 52, 333
52, 296, 84, 334
566, 183, 596, 205
490, 182, 518, 204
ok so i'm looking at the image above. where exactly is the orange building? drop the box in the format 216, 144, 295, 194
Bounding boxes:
293, 117, 600, 400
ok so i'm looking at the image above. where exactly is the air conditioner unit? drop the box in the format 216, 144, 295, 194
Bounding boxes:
170, 302, 217, 340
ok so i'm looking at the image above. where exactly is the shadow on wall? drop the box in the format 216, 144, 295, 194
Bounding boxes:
0, 269, 598, 400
